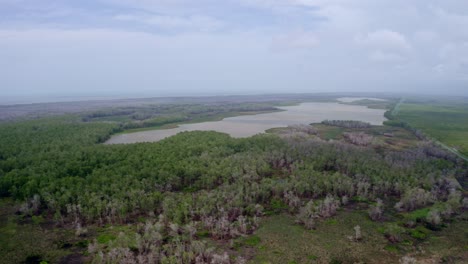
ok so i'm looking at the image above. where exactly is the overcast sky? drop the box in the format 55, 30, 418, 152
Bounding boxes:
1, 0, 468, 98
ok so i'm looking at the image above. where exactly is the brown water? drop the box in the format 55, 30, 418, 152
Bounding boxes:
105, 102, 387, 144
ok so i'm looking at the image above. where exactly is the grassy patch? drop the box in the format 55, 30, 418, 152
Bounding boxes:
250, 211, 395, 264
96, 234, 117, 244
313, 124, 345, 140
384, 244, 399, 252
402, 207, 430, 222
342, 99, 396, 109
264, 198, 288, 215
95, 224, 136, 244
0, 199, 76, 264
396, 99, 468, 156
243, 235, 262, 247
248, 210, 468, 263
409, 226, 430, 240
422, 219, 468, 260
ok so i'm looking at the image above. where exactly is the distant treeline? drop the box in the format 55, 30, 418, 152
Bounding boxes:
321, 120, 371, 128
82, 103, 279, 130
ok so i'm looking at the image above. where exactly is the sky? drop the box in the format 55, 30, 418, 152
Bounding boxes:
1, 0, 468, 99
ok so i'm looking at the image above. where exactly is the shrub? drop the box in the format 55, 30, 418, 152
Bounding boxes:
354, 225, 362, 241
383, 224, 405, 243
425, 209, 441, 227
322, 120, 371, 128
368, 199, 384, 221
343, 132, 374, 146
395, 188, 433, 212
296, 200, 317, 230
400, 256, 417, 264
409, 226, 430, 240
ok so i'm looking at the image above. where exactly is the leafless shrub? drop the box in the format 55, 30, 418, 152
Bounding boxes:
316, 195, 340, 218
426, 209, 441, 226
254, 204, 264, 216
75, 222, 88, 237
296, 200, 317, 230
395, 188, 433, 212
211, 252, 230, 264
288, 124, 318, 135
341, 195, 349, 206
462, 197, 468, 210
368, 199, 384, 221
89, 217, 243, 264
399, 256, 417, 264
19, 194, 42, 216
383, 224, 404, 243
322, 120, 371, 128
201, 211, 257, 240
354, 225, 362, 241
446, 190, 462, 211
343, 132, 374, 146
296, 194, 340, 229
284, 191, 301, 213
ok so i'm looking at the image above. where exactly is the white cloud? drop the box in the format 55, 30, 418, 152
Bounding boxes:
369, 50, 406, 63
355, 30, 411, 52
114, 14, 223, 31
432, 7, 468, 39
1, 0, 468, 95
271, 31, 319, 51
314, 4, 367, 32
414, 30, 439, 43
433, 63, 446, 74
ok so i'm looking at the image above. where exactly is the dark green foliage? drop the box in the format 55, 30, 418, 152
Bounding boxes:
0, 106, 466, 263
268, 198, 288, 214
409, 226, 430, 240
1, 115, 464, 226
24, 255, 44, 264
96, 234, 116, 244
75, 240, 89, 248
321, 120, 371, 128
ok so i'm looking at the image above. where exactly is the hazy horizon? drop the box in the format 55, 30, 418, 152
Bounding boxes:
1, 1, 468, 98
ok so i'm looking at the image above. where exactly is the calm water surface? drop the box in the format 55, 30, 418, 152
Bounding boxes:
105, 101, 387, 144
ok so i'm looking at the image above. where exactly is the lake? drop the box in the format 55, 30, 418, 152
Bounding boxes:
105, 101, 387, 144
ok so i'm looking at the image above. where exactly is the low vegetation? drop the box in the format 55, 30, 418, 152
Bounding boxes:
394, 97, 468, 157
321, 120, 372, 128
82, 102, 283, 132
0, 98, 466, 263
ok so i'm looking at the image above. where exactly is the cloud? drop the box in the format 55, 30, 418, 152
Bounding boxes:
355, 30, 411, 52
271, 31, 319, 51
369, 50, 406, 63
432, 7, 468, 39
114, 14, 223, 32
1, 0, 468, 96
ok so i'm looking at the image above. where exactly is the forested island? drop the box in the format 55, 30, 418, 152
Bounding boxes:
0, 95, 467, 263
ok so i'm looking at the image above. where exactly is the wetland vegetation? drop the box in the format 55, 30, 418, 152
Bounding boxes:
105, 101, 387, 144
0, 94, 467, 264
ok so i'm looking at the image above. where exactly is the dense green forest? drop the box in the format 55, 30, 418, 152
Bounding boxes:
0, 100, 467, 263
